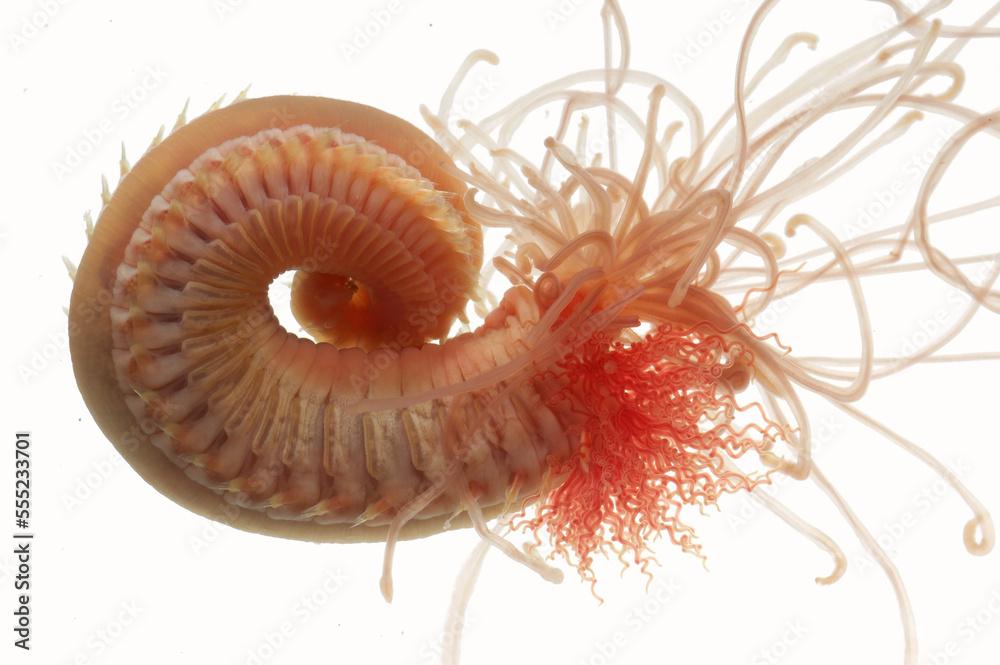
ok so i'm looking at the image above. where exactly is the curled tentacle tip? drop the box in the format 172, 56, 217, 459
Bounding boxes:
468, 48, 500, 66
524, 547, 564, 584
935, 64, 965, 102
900, 110, 924, 127
963, 516, 995, 556
543, 567, 565, 585
759, 451, 781, 469
796, 32, 819, 50
761, 232, 787, 259
784, 213, 814, 238
544, 137, 575, 165
814, 573, 839, 586
379, 575, 394, 603
534, 272, 562, 308
815, 557, 847, 586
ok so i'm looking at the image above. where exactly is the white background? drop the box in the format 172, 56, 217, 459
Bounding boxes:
2, 1, 1000, 664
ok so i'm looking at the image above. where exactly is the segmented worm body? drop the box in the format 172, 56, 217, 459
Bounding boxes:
69, 2, 1000, 663
72, 97, 579, 537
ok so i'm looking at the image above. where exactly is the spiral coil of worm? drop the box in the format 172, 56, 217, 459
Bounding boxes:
68, 2, 1000, 663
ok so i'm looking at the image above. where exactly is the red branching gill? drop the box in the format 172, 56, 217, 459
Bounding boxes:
517, 323, 788, 593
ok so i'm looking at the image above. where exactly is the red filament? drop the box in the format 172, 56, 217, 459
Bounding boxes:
521, 323, 784, 589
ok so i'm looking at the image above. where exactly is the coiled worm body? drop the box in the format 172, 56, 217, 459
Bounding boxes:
67, 2, 1000, 662
70, 96, 575, 541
